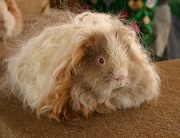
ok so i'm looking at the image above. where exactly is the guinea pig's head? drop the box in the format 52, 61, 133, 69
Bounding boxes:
71, 13, 139, 95
75, 31, 130, 93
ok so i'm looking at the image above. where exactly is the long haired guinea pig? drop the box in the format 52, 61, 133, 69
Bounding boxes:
0, 0, 22, 39
3, 12, 160, 121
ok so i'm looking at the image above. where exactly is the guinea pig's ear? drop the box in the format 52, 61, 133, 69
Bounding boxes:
4, 0, 22, 37
4, 0, 21, 18
4, 0, 13, 10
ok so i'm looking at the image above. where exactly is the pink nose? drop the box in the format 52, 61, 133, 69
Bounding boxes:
115, 75, 126, 82
0, 20, 6, 24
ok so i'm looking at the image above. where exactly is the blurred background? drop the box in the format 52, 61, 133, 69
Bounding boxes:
15, 0, 180, 60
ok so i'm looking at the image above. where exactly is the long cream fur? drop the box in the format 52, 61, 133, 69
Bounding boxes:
2, 12, 160, 121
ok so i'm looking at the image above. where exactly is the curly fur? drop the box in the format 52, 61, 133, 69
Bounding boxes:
2, 12, 160, 121
0, 0, 22, 39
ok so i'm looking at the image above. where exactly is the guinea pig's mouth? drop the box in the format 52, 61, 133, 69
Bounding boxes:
0, 27, 6, 37
0, 20, 7, 25
115, 82, 125, 89
112, 77, 127, 89
0, 24, 5, 28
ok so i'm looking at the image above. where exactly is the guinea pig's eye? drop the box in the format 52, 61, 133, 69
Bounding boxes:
98, 57, 105, 65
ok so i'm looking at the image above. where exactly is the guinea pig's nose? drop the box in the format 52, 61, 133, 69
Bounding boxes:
115, 75, 126, 82
0, 20, 6, 25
